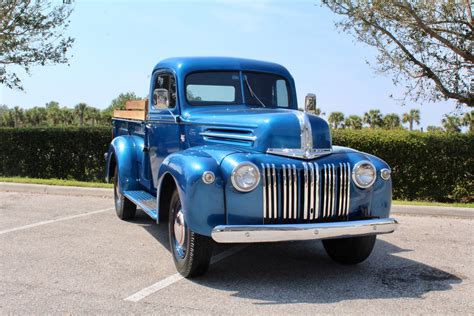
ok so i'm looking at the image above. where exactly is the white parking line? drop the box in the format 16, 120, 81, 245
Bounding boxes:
0, 207, 114, 236
124, 245, 247, 302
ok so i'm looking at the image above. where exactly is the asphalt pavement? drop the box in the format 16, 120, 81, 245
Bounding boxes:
0, 183, 472, 314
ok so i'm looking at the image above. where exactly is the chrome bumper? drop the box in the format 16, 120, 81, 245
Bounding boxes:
211, 218, 398, 243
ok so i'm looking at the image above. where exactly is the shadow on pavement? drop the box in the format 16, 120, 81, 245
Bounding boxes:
133, 210, 462, 304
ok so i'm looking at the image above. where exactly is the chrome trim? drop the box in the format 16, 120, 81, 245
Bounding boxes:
308, 162, 315, 220
271, 164, 277, 219
295, 111, 313, 152
315, 163, 320, 219
202, 171, 215, 184
282, 164, 287, 219
323, 165, 328, 218
380, 168, 391, 180
352, 160, 377, 189
199, 131, 256, 141
331, 163, 336, 217
292, 164, 297, 219
261, 163, 267, 220
346, 163, 351, 216
266, 148, 332, 160
303, 162, 309, 220
231, 162, 260, 192
265, 164, 272, 219
212, 218, 399, 243
338, 163, 343, 216
287, 164, 293, 221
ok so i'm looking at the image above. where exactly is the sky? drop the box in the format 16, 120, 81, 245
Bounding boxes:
0, 0, 466, 129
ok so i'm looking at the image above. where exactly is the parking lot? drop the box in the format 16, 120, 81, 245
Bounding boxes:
1, 185, 473, 314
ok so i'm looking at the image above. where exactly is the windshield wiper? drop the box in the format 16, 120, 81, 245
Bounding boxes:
244, 75, 266, 108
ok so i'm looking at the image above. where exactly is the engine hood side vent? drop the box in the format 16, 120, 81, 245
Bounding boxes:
199, 128, 256, 146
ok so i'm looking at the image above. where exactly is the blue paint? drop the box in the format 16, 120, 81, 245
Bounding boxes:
106, 57, 393, 237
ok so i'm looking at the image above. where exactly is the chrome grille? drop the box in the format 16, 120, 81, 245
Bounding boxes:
261, 162, 351, 224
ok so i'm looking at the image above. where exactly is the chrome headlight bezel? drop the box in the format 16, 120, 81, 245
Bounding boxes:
231, 162, 260, 192
352, 160, 377, 189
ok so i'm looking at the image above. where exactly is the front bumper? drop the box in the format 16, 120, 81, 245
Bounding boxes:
211, 218, 398, 243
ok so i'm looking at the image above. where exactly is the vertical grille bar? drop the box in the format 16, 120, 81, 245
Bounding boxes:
282, 164, 287, 219
345, 162, 351, 216
323, 165, 328, 218
287, 164, 293, 220
292, 164, 297, 219
271, 164, 277, 220
331, 164, 336, 217
265, 163, 272, 219
315, 163, 320, 219
303, 162, 309, 220
338, 163, 343, 216
308, 163, 315, 220
261, 163, 266, 221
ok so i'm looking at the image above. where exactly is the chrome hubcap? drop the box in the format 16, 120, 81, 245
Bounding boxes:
173, 209, 186, 250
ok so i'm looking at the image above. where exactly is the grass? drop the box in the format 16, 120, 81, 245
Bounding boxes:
0, 177, 113, 188
0, 176, 472, 208
392, 200, 474, 208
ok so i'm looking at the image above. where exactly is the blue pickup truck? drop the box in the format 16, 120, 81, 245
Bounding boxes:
105, 57, 398, 277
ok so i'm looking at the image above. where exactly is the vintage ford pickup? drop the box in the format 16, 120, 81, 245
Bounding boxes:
105, 57, 398, 277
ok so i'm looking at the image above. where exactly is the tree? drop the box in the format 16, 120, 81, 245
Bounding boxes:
461, 110, 473, 133
313, 108, 326, 116
383, 113, 402, 129
321, 1, 473, 107
0, 0, 74, 90
363, 109, 383, 128
104, 92, 141, 119
426, 125, 443, 132
441, 114, 461, 133
344, 115, 363, 129
74, 103, 88, 127
328, 111, 345, 129
402, 109, 421, 131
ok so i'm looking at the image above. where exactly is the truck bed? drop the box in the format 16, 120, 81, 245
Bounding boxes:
113, 100, 148, 121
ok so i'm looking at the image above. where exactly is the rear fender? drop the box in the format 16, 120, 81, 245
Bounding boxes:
105, 135, 144, 192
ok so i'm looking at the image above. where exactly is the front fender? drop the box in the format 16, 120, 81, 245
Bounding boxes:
105, 135, 144, 192
156, 147, 231, 236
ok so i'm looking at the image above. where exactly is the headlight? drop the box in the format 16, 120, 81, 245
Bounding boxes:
231, 162, 260, 192
352, 161, 376, 189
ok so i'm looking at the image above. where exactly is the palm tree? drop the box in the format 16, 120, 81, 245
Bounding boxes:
426, 125, 443, 132
441, 115, 461, 133
12, 106, 24, 128
328, 112, 345, 129
363, 109, 383, 128
383, 113, 401, 130
402, 109, 421, 131
461, 110, 473, 133
85, 107, 101, 126
75, 103, 88, 127
344, 115, 363, 129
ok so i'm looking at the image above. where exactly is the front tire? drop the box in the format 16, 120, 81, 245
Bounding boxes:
168, 190, 213, 277
322, 235, 376, 265
113, 166, 136, 220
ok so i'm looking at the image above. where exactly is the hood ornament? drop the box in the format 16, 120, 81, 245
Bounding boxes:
267, 111, 332, 160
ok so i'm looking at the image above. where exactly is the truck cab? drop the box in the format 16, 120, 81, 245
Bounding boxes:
105, 57, 398, 277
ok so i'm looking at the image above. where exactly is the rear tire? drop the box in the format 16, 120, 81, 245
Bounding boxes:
168, 190, 213, 277
113, 165, 136, 220
322, 235, 376, 265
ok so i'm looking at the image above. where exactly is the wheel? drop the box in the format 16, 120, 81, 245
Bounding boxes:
113, 165, 136, 220
168, 189, 213, 277
322, 235, 376, 265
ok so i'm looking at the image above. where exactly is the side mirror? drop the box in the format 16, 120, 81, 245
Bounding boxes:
153, 88, 169, 109
304, 93, 316, 113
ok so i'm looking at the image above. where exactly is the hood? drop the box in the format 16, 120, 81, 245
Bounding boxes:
182, 107, 332, 159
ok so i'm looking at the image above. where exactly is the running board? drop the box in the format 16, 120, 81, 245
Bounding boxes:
123, 190, 157, 220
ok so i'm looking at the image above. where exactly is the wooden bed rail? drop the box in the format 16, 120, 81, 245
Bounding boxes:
113, 100, 148, 120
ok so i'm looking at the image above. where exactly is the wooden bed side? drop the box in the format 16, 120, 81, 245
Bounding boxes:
113, 100, 148, 121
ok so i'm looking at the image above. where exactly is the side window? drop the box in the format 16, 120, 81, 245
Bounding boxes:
275, 79, 289, 107
152, 73, 176, 109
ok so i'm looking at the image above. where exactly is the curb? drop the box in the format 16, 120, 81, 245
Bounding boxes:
0, 182, 113, 198
391, 204, 473, 219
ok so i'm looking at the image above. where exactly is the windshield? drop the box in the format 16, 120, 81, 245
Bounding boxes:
185, 71, 291, 108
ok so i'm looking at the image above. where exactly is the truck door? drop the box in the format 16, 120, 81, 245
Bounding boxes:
146, 70, 181, 188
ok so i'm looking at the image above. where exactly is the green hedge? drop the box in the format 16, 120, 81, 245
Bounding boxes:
0, 127, 111, 182
0, 127, 472, 202
333, 129, 473, 203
